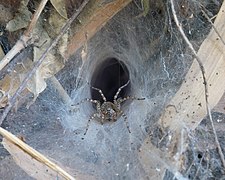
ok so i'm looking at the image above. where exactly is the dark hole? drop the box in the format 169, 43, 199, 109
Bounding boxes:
91, 58, 130, 104
198, 153, 202, 159
157, 9, 162, 15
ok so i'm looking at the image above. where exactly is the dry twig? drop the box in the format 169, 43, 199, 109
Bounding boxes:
170, 0, 225, 169
0, 0, 49, 71
0, 0, 90, 125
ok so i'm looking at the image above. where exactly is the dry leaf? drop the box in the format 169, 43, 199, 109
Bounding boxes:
50, 0, 68, 19
20, 16, 65, 106
66, 0, 132, 59
47, 7, 68, 57
6, 0, 32, 32
0, 43, 4, 59
0, 6, 67, 108
0, 74, 21, 108
0, 4, 13, 24
30, 18, 65, 95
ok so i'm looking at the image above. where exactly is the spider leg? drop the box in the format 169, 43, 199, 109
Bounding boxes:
84, 113, 98, 135
91, 87, 107, 102
100, 114, 105, 125
121, 111, 131, 133
117, 96, 145, 104
114, 80, 130, 100
71, 98, 100, 107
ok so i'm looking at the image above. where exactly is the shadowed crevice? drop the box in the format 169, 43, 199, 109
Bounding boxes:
91, 58, 130, 104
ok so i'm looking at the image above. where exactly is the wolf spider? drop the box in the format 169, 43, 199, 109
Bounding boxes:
72, 80, 145, 135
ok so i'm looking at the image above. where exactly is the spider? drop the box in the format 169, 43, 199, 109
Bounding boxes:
72, 80, 145, 135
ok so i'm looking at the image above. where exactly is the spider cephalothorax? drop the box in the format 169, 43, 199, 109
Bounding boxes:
72, 80, 145, 135
100, 101, 120, 121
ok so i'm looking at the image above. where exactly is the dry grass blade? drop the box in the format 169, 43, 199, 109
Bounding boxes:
0, 127, 75, 180
170, 0, 225, 169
